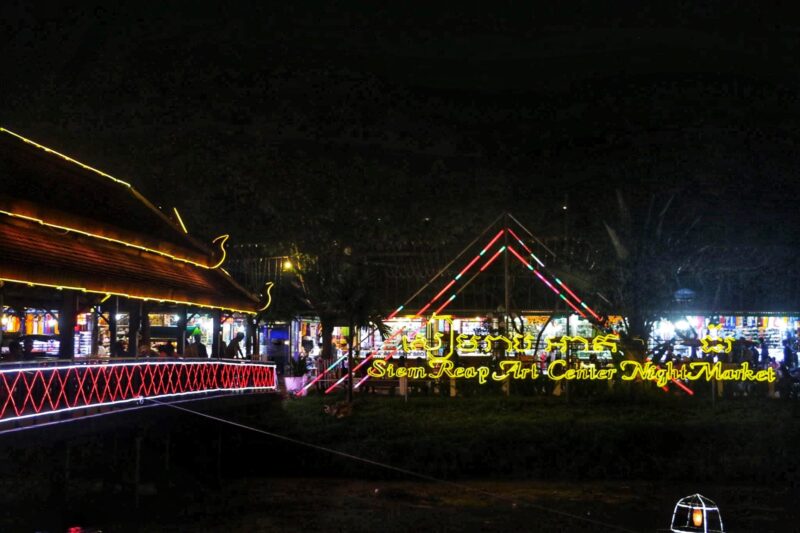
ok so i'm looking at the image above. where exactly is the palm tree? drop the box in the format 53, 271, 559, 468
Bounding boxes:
291, 247, 389, 401
599, 189, 701, 361
335, 257, 390, 402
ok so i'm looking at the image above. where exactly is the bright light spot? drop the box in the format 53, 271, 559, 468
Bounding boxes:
692, 508, 703, 527
562, 205, 567, 210
0, 316, 6, 326
173, 315, 180, 322
658, 321, 675, 340
283, 260, 293, 271
48, 319, 57, 328
675, 320, 690, 331
115, 314, 124, 320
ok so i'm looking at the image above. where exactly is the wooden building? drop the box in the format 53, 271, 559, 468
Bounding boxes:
0, 128, 260, 359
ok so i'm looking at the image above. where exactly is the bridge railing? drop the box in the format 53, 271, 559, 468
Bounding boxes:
0, 358, 277, 424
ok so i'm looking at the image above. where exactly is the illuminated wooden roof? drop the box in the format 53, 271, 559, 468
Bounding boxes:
0, 128, 257, 313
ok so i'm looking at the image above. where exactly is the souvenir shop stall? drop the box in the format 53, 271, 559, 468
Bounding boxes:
650, 314, 800, 363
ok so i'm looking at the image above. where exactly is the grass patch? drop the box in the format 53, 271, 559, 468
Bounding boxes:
250, 394, 800, 484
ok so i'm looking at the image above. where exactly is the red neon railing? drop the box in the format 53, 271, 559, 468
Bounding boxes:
0, 359, 277, 423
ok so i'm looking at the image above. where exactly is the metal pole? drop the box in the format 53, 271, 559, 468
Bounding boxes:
0, 288, 4, 354
503, 213, 511, 397
503, 213, 511, 337
395, 212, 506, 312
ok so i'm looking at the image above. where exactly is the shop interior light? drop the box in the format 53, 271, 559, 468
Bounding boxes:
282, 259, 293, 271
675, 319, 690, 331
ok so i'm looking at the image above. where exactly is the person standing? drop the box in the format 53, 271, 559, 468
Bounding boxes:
783, 340, 795, 368
225, 331, 245, 359
193, 333, 208, 358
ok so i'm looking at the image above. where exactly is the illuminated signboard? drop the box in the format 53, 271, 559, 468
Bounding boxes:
370, 318, 777, 385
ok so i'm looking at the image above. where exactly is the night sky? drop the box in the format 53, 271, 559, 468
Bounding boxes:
3, 2, 800, 249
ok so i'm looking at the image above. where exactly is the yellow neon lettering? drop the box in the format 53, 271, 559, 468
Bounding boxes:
548, 359, 568, 379
257, 281, 274, 312
368, 359, 387, 378
592, 333, 619, 352
455, 333, 480, 352
485, 334, 513, 353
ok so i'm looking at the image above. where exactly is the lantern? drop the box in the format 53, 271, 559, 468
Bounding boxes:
670, 493, 724, 533
692, 508, 703, 527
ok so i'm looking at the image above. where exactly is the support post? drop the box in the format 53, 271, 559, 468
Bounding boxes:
245, 315, 253, 359
91, 305, 100, 356
141, 303, 151, 352
109, 297, 118, 348
128, 300, 141, 357
0, 287, 4, 354
212, 310, 223, 358
503, 213, 511, 340
176, 306, 187, 355
58, 290, 78, 360
503, 214, 511, 397
252, 316, 260, 360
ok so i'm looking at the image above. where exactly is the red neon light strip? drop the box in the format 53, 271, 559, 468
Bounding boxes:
507, 227, 533, 255
416, 229, 506, 315
534, 270, 559, 294
431, 279, 456, 304
328, 232, 507, 395
434, 294, 456, 316
297, 354, 348, 394
652, 364, 695, 396
457, 254, 482, 278
0, 361, 276, 423
508, 230, 601, 322
554, 278, 603, 322
482, 229, 505, 253
327, 324, 425, 393
480, 246, 505, 272
555, 280, 582, 307
561, 296, 587, 318
506, 243, 531, 267
508, 246, 587, 319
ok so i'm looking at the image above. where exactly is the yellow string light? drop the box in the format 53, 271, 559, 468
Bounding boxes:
0, 209, 228, 270
0, 276, 256, 315
0, 127, 133, 187
172, 207, 189, 233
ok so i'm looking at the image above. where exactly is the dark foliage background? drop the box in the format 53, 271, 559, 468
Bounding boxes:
3, 2, 800, 312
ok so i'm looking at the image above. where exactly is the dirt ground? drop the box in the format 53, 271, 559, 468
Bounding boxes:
52, 477, 797, 532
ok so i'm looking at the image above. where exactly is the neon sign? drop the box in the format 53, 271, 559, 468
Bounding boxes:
700, 324, 735, 354
399, 317, 620, 361
367, 359, 776, 384
372, 318, 776, 386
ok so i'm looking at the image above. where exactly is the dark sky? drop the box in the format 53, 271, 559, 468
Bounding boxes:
3, 2, 800, 248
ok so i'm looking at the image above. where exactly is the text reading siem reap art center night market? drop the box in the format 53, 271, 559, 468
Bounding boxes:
367, 317, 776, 386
